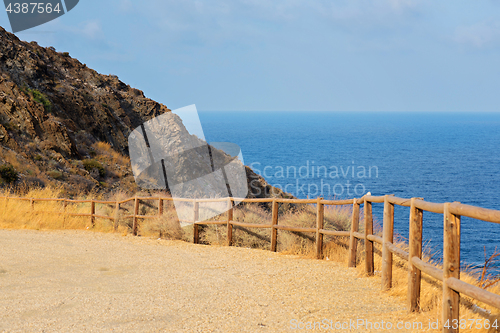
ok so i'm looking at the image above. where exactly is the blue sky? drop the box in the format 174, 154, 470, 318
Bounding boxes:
1, 0, 500, 112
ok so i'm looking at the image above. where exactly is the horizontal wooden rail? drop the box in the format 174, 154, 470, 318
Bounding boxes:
117, 198, 136, 204
413, 199, 444, 214
387, 196, 411, 207
274, 225, 316, 233
352, 231, 364, 239
319, 229, 350, 237
320, 199, 353, 205
32, 198, 66, 202
447, 277, 500, 309
194, 220, 227, 225
135, 215, 158, 219
230, 221, 272, 229
386, 242, 409, 261
367, 234, 383, 244
239, 198, 274, 203
365, 195, 385, 203
449, 202, 500, 224
92, 214, 115, 220
92, 200, 117, 205
411, 257, 443, 281
65, 199, 93, 203
66, 213, 92, 217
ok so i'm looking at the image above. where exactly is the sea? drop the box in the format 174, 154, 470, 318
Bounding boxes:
199, 111, 500, 273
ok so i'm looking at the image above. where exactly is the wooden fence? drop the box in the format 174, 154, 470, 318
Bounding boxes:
2, 194, 500, 333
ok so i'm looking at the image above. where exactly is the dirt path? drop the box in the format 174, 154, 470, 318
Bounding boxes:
0, 229, 427, 332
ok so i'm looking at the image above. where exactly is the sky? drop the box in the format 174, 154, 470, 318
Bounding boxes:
1, 0, 500, 112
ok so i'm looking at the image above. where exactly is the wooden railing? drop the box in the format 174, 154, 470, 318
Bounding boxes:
2, 194, 500, 333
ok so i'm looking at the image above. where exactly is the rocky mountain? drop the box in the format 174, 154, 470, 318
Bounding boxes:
0, 26, 290, 200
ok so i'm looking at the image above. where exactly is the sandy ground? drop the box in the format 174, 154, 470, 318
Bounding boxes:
0, 229, 426, 332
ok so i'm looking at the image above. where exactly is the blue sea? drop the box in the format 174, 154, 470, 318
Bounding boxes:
199, 111, 500, 272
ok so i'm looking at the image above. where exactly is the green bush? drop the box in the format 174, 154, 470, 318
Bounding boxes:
28, 88, 52, 113
83, 159, 105, 177
34, 154, 42, 161
0, 164, 18, 183
47, 170, 63, 180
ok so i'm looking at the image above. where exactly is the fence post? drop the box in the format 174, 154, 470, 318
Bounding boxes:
30, 198, 34, 212
316, 198, 324, 259
348, 198, 360, 267
227, 198, 233, 246
271, 199, 278, 252
364, 198, 374, 275
193, 200, 199, 244
133, 197, 139, 236
90, 200, 95, 228
114, 202, 120, 231
408, 197, 423, 312
443, 202, 461, 333
62, 200, 67, 228
382, 195, 394, 291
158, 198, 163, 216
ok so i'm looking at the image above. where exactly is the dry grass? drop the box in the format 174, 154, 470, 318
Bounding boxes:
92, 141, 130, 166
1, 188, 500, 332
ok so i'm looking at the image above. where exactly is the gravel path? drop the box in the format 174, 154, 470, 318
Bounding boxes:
0, 229, 426, 332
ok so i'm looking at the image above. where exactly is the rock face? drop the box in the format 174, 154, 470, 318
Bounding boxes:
0, 26, 292, 199
0, 26, 163, 157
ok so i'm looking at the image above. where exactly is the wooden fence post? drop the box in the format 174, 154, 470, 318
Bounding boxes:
382, 195, 394, 291
62, 200, 67, 228
133, 197, 139, 236
348, 198, 360, 267
364, 198, 374, 275
193, 200, 199, 244
271, 199, 278, 252
30, 198, 34, 212
227, 198, 233, 246
158, 198, 163, 216
114, 202, 120, 231
443, 202, 461, 333
90, 200, 95, 228
316, 198, 324, 259
408, 197, 423, 312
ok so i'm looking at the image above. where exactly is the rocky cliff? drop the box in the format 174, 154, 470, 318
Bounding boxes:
0, 26, 290, 199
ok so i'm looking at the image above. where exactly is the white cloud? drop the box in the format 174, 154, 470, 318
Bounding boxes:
81, 20, 102, 39
118, 0, 133, 13
454, 21, 500, 48
314, 0, 427, 30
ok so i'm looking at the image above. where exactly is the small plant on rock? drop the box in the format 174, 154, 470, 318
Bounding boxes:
0, 164, 18, 183
83, 159, 105, 178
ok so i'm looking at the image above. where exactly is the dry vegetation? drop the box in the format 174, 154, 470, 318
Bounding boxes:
1, 189, 500, 332
0, 141, 138, 196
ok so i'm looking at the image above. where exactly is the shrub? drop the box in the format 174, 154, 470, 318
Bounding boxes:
28, 88, 52, 113
34, 154, 42, 161
0, 164, 18, 183
83, 159, 105, 177
47, 170, 63, 180
62, 52, 70, 57
22, 176, 45, 188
